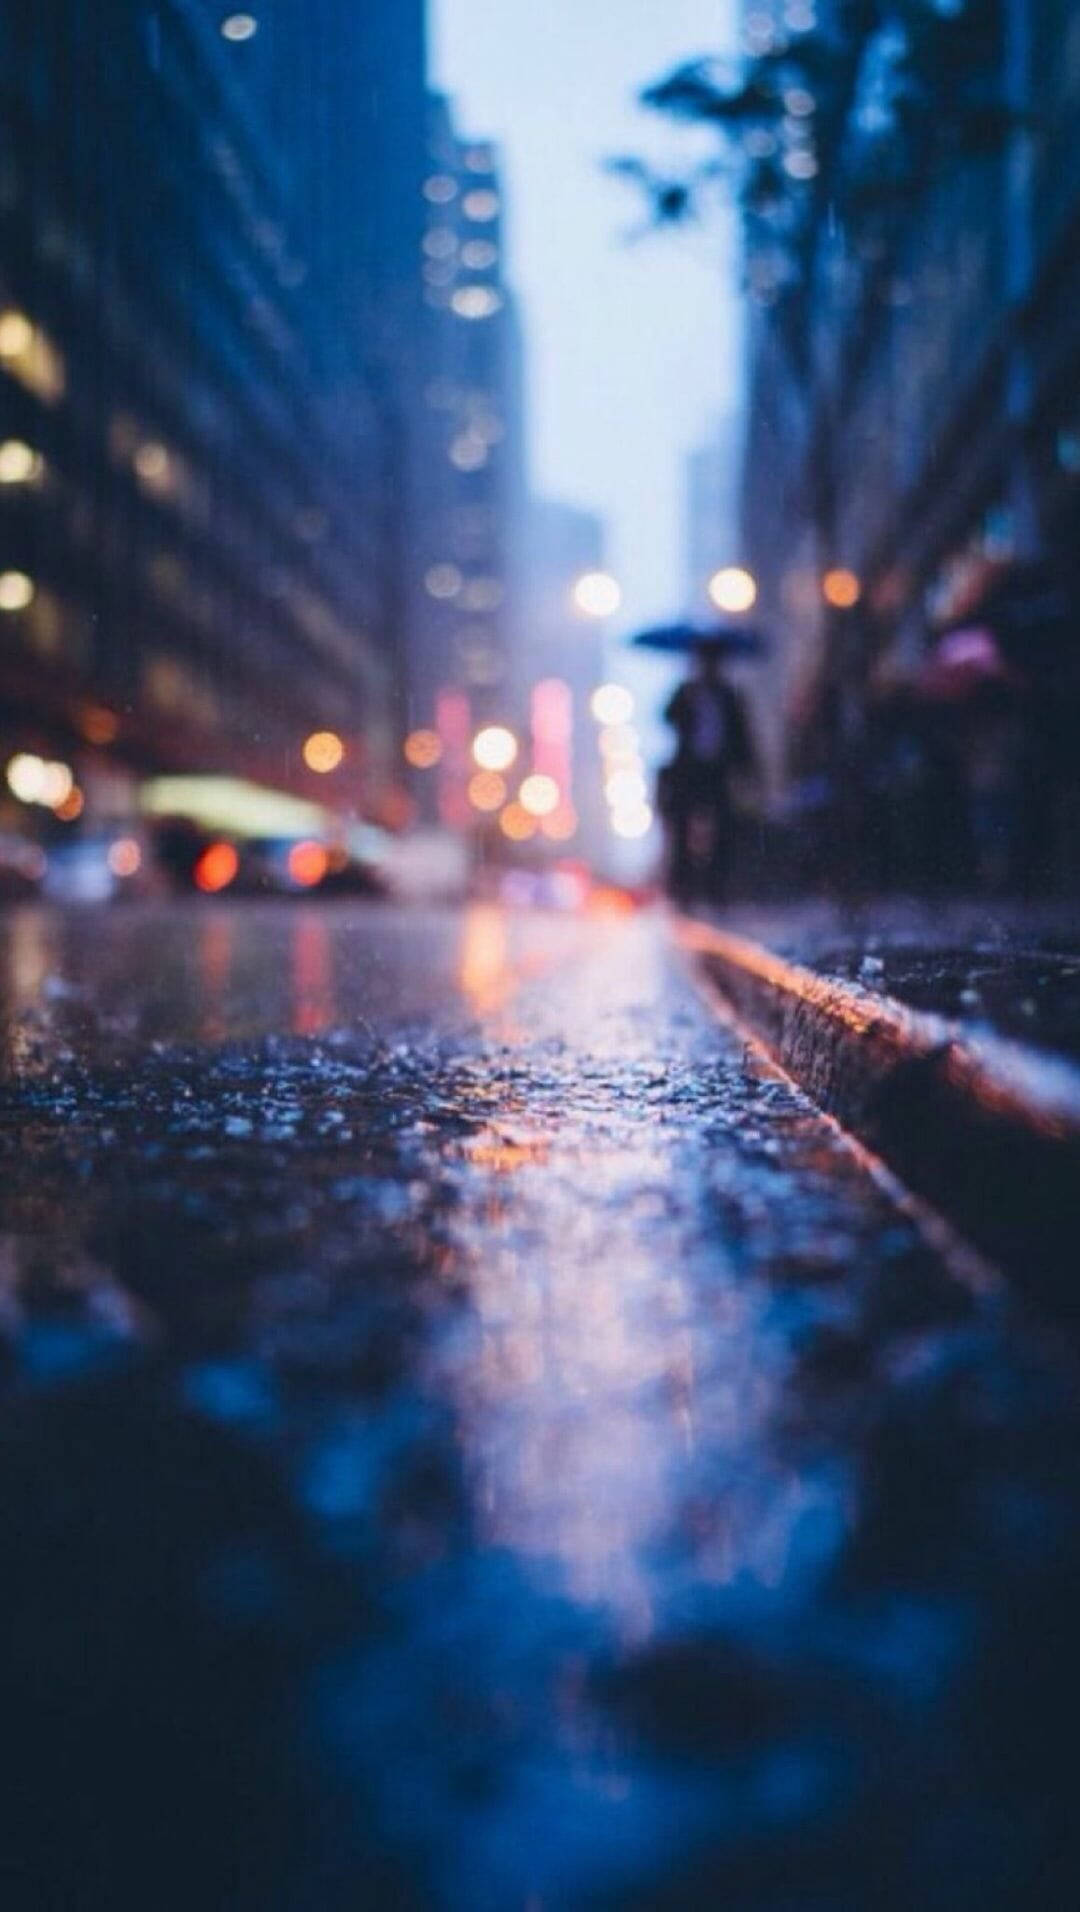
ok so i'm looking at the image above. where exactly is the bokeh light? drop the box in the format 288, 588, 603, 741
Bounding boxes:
194, 841, 239, 893
80, 704, 119, 745
499, 801, 537, 842
287, 840, 330, 888
424, 562, 462, 599
823, 567, 861, 608
707, 566, 758, 614
518, 773, 560, 818
541, 804, 578, 842
0, 439, 42, 484
220, 13, 258, 42
0, 310, 33, 358
0, 570, 35, 612
598, 723, 641, 766
611, 803, 654, 840
6, 754, 47, 803
39, 761, 73, 807
573, 572, 622, 619
107, 837, 142, 877
302, 729, 344, 774
53, 786, 85, 823
473, 725, 518, 773
468, 770, 506, 812
605, 768, 648, 807
590, 684, 634, 726
403, 728, 442, 769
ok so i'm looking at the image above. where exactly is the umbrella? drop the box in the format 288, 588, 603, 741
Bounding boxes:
630, 619, 768, 659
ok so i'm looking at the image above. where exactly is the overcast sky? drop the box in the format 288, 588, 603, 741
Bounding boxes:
431, 0, 742, 639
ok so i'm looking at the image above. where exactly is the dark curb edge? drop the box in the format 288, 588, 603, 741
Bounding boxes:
677, 916, 1080, 1310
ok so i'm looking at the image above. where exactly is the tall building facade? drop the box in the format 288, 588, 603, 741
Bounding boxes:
0, 0, 432, 824
738, 0, 1080, 790
518, 498, 607, 861
407, 96, 529, 824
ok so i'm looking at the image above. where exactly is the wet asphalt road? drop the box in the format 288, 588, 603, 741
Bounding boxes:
3, 899, 1080, 1909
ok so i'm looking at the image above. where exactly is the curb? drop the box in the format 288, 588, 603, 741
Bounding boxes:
677, 916, 1080, 1311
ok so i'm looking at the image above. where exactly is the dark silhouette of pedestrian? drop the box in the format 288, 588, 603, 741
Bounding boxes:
659, 645, 758, 905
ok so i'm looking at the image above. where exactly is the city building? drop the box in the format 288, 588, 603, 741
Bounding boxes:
408, 95, 529, 827
518, 497, 608, 862
0, 0, 433, 836
738, 0, 1080, 830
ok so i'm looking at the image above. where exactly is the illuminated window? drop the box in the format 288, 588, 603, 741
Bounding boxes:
0, 440, 42, 485
451, 286, 502, 320
462, 190, 499, 222
220, 14, 258, 42
469, 411, 504, 445
461, 576, 503, 612
783, 87, 816, 117
423, 175, 457, 204
0, 570, 35, 612
134, 441, 172, 491
461, 240, 498, 271
0, 310, 65, 403
449, 434, 488, 472
0, 310, 33, 358
463, 146, 494, 174
425, 563, 463, 600
783, 148, 818, 180
423, 227, 457, 260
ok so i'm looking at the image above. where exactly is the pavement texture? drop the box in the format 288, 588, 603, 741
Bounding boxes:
719, 898, 1080, 1059
2, 900, 1080, 1909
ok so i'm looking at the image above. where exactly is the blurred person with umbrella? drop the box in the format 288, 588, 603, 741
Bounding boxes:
633, 620, 764, 905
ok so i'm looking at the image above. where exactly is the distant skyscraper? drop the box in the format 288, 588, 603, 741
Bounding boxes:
518, 499, 607, 861
408, 95, 529, 822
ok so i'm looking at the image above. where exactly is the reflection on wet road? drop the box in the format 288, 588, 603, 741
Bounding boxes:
2, 901, 1080, 1909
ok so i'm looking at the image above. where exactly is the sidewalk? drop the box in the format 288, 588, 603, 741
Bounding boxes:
678, 897, 1080, 1308
714, 897, 1080, 1059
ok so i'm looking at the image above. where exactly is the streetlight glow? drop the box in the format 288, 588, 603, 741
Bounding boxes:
518, 773, 560, 818
823, 567, 861, 608
573, 571, 622, 619
707, 566, 758, 614
221, 13, 258, 42
499, 801, 537, 842
472, 725, 518, 773
611, 803, 654, 840
590, 684, 634, 727
468, 770, 506, 812
541, 804, 578, 842
404, 728, 443, 769
0, 440, 41, 484
302, 730, 344, 773
605, 768, 648, 808
0, 571, 35, 612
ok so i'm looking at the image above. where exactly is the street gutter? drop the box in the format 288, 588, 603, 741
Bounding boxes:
677, 914, 1080, 1315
